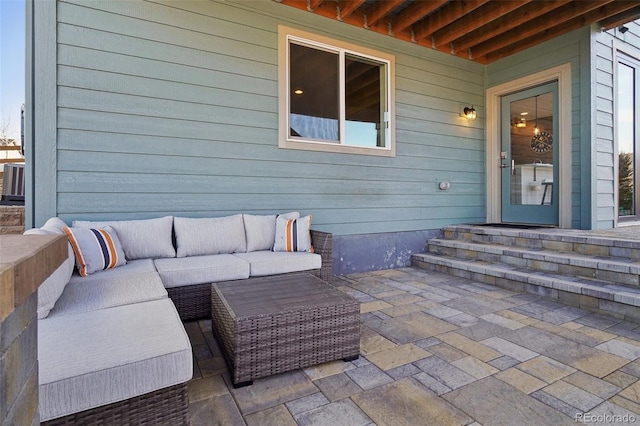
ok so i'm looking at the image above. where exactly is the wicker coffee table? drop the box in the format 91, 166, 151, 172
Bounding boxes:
211, 273, 360, 387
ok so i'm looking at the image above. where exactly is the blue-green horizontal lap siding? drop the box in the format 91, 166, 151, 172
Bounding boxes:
54, 0, 486, 235
593, 22, 640, 229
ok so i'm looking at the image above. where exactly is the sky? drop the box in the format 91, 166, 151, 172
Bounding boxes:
0, 0, 25, 143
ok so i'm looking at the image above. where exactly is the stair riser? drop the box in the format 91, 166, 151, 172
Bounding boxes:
412, 257, 640, 322
428, 244, 640, 287
443, 229, 640, 261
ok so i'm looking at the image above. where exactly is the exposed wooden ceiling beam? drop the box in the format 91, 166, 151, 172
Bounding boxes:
365, 0, 403, 28
392, 0, 448, 34
452, 0, 571, 56
427, 0, 531, 51
470, 0, 612, 60
599, 6, 640, 31
481, 0, 640, 63
413, 0, 490, 44
276, 0, 640, 64
339, 0, 367, 20
309, 0, 324, 12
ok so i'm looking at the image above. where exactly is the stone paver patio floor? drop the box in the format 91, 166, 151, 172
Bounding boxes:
186, 267, 640, 425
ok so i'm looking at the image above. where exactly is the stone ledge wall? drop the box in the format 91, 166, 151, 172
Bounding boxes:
0, 235, 68, 426
0, 206, 25, 235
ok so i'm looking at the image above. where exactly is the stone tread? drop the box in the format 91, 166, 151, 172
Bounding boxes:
428, 238, 640, 275
445, 225, 640, 249
412, 252, 640, 307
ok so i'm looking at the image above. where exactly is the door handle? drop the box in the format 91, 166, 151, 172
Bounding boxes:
500, 164, 509, 168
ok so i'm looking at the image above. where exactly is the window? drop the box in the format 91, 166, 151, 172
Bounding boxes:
616, 53, 640, 221
278, 26, 395, 156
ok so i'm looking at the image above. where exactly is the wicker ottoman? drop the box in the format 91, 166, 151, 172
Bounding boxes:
211, 273, 360, 387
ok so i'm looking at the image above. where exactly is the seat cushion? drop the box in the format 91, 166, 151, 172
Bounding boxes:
72, 216, 176, 260
48, 259, 167, 317
38, 298, 192, 422
154, 254, 250, 288
233, 251, 321, 277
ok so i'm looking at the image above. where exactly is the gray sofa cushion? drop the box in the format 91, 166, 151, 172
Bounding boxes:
242, 214, 276, 252
49, 259, 167, 317
174, 215, 247, 257
233, 251, 321, 277
243, 211, 300, 252
24, 217, 75, 319
38, 298, 192, 422
154, 254, 250, 288
72, 216, 176, 260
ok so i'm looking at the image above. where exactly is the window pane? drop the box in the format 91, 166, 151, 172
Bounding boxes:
345, 55, 385, 147
289, 43, 339, 141
618, 62, 635, 217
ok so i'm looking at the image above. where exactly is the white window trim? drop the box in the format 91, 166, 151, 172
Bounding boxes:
614, 41, 640, 225
278, 25, 396, 157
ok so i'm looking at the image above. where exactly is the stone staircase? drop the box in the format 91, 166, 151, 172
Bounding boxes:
411, 224, 640, 322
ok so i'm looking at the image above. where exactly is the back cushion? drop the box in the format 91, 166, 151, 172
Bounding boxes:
174, 215, 246, 257
243, 214, 276, 252
24, 217, 75, 319
243, 212, 300, 252
72, 216, 175, 260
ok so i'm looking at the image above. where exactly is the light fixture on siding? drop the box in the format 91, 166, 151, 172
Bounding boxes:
463, 106, 477, 120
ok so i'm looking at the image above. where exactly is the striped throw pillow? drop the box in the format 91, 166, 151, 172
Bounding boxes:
273, 215, 314, 253
63, 226, 126, 277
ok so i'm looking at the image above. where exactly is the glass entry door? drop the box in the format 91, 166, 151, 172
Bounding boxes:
500, 81, 559, 225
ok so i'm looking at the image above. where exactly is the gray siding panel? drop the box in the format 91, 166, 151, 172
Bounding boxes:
54, 0, 486, 235
594, 24, 640, 228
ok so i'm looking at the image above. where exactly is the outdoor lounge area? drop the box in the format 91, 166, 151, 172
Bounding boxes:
9, 0, 640, 424
187, 266, 640, 425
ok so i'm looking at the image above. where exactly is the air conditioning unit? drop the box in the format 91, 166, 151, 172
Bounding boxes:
2, 163, 25, 202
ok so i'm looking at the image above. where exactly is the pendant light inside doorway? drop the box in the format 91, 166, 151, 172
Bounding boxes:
530, 94, 553, 153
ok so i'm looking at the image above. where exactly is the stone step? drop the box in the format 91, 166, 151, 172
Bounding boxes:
411, 252, 640, 322
428, 238, 640, 288
444, 225, 640, 261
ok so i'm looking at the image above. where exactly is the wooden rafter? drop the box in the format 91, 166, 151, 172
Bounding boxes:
391, 0, 448, 34
481, 0, 640, 63
339, 0, 366, 20
413, 0, 490, 43
428, 1, 532, 51
365, 0, 403, 28
469, 0, 613, 60
452, 0, 571, 56
275, 0, 640, 64
599, 6, 640, 31
309, 0, 324, 12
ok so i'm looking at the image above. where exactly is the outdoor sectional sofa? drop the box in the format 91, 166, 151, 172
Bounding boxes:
27, 212, 332, 425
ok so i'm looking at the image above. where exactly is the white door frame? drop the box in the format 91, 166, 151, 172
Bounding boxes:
486, 64, 572, 227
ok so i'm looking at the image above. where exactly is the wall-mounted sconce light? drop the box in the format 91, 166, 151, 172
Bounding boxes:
463, 106, 476, 120
619, 25, 629, 34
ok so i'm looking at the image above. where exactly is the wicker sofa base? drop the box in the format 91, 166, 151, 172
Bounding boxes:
41, 383, 189, 426
211, 273, 360, 385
